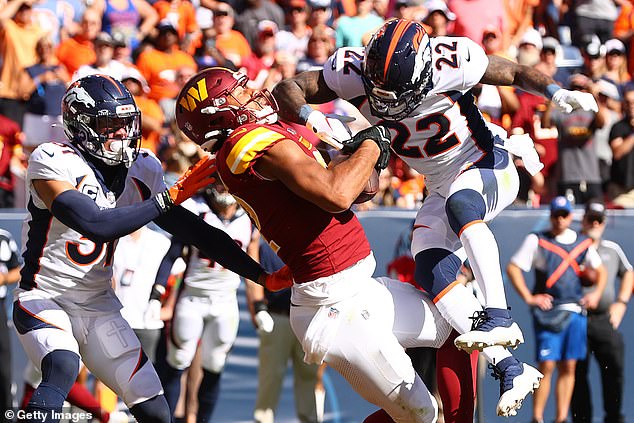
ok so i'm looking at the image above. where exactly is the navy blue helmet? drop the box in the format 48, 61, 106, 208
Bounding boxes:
62, 74, 141, 168
362, 19, 433, 121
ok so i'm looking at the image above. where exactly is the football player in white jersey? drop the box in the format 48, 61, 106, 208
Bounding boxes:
273, 18, 598, 416
157, 181, 266, 422
13, 74, 291, 423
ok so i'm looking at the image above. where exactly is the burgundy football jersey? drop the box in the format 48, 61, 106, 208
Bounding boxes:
216, 120, 371, 283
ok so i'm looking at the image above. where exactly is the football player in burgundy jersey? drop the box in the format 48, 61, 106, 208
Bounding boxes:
175, 66, 542, 421
14, 75, 289, 423
272, 18, 599, 414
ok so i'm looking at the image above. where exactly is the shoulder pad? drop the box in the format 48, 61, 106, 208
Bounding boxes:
323, 47, 366, 100
223, 124, 288, 175
429, 37, 488, 94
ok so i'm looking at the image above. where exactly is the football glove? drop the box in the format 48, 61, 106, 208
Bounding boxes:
551, 89, 599, 113
155, 155, 217, 212
253, 301, 274, 333
341, 125, 392, 170
264, 265, 293, 292
143, 299, 163, 330
305, 109, 352, 150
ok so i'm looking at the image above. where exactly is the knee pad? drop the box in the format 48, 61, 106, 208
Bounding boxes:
445, 189, 486, 235
414, 249, 462, 298
129, 395, 172, 423
27, 350, 80, 411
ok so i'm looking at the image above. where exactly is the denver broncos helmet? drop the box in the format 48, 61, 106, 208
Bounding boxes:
175, 67, 279, 152
362, 19, 433, 121
62, 74, 141, 168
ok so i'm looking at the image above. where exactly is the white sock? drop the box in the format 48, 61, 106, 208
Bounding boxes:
460, 222, 508, 309
434, 282, 483, 334
481, 345, 512, 366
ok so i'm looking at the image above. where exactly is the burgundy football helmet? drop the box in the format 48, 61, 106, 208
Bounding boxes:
175, 67, 278, 152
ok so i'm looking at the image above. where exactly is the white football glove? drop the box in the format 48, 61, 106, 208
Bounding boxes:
551, 89, 599, 113
305, 109, 352, 150
143, 299, 163, 330
255, 310, 274, 333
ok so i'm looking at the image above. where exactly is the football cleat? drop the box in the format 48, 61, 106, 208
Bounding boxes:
490, 357, 543, 417
454, 308, 524, 353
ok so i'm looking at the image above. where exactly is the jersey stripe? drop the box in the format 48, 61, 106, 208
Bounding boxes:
226, 127, 285, 174
457, 91, 494, 152
385, 20, 412, 80
20, 198, 54, 290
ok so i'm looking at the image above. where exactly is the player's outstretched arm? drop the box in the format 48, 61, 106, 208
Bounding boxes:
272, 71, 337, 123
481, 55, 598, 113
154, 205, 266, 284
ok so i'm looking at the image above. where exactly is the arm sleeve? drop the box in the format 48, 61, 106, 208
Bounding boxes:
154, 236, 186, 289
51, 189, 165, 244
154, 205, 265, 282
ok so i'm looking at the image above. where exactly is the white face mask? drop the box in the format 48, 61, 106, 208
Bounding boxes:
102, 140, 135, 168
255, 106, 278, 124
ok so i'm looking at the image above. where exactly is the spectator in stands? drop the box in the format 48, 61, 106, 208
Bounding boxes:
334, 0, 383, 47
159, 64, 197, 129
56, 8, 102, 77
235, 0, 285, 49
243, 21, 280, 88
0, 0, 46, 126
121, 67, 165, 154
72, 32, 129, 81
571, 201, 633, 423
507, 196, 607, 423
253, 240, 323, 423
136, 21, 197, 102
31, 0, 83, 46
212, 2, 252, 68
535, 36, 570, 87
543, 73, 604, 205
571, 0, 618, 47
276, 0, 311, 60
448, 0, 507, 49
18, 36, 69, 149
152, 0, 200, 54
581, 40, 607, 81
194, 27, 236, 70
307, 0, 333, 28
422, 0, 456, 37
296, 25, 335, 73
0, 229, 21, 413
517, 27, 543, 67
0, 115, 24, 209
89, 0, 159, 52
113, 226, 172, 362
601, 38, 631, 91
261, 51, 298, 91
592, 79, 621, 192
608, 83, 634, 207
613, 1, 634, 77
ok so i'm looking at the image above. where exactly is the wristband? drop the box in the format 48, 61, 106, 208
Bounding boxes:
298, 104, 314, 124
545, 83, 560, 100
253, 300, 268, 313
154, 190, 175, 214
149, 284, 166, 301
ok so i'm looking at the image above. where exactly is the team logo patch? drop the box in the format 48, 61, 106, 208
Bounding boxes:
65, 86, 96, 109
328, 307, 339, 319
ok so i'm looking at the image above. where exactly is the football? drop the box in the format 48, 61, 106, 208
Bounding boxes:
329, 152, 380, 204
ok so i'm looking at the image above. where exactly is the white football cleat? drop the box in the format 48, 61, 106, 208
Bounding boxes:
490, 358, 543, 417
454, 309, 524, 353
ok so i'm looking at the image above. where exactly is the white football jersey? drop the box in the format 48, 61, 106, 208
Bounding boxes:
181, 197, 254, 296
113, 227, 172, 328
18, 141, 168, 314
323, 37, 494, 196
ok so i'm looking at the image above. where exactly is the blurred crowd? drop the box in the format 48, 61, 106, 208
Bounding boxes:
1, 0, 634, 211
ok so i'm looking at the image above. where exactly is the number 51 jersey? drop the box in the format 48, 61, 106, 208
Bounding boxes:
323, 36, 496, 197
17, 141, 168, 314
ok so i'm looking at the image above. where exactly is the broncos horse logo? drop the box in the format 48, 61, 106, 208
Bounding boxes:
64, 85, 96, 109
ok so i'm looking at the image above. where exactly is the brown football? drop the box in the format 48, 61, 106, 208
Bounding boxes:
328, 152, 380, 204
